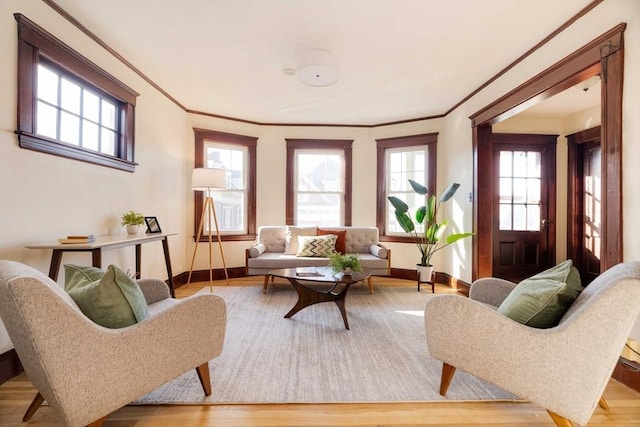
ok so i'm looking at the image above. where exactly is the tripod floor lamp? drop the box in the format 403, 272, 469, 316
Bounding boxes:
187, 167, 229, 291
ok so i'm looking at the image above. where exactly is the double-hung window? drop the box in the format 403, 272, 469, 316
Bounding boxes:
376, 133, 437, 241
194, 129, 257, 241
15, 14, 138, 172
286, 139, 353, 226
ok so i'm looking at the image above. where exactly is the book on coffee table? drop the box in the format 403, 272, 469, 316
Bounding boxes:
295, 267, 323, 277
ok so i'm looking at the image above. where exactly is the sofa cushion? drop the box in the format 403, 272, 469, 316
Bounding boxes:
296, 234, 337, 257
284, 226, 317, 255
64, 264, 149, 329
317, 228, 347, 254
497, 260, 582, 328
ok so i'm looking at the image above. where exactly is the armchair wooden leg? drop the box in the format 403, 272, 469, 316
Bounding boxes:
367, 276, 374, 294
439, 362, 456, 396
87, 416, 106, 427
547, 410, 573, 427
262, 275, 270, 294
196, 362, 212, 396
598, 396, 610, 410
23, 392, 44, 421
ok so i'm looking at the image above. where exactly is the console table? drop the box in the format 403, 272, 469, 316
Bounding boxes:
25, 232, 177, 297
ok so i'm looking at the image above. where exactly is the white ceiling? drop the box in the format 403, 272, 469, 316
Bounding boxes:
53, 0, 596, 126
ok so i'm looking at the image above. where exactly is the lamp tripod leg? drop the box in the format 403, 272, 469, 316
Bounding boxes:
206, 197, 214, 292
187, 196, 209, 287
210, 195, 229, 285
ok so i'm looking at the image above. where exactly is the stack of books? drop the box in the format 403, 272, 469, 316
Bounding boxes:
58, 234, 96, 244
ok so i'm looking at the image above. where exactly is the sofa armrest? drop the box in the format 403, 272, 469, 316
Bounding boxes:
137, 278, 171, 305
248, 243, 267, 258
469, 277, 517, 307
369, 244, 388, 259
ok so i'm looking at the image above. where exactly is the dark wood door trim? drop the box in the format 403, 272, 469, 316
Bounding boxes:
567, 126, 601, 283
470, 24, 625, 280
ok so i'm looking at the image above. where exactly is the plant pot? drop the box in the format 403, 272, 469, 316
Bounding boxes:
416, 264, 434, 282
126, 225, 139, 235
342, 267, 353, 275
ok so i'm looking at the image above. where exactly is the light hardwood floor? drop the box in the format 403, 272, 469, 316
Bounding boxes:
1, 278, 638, 427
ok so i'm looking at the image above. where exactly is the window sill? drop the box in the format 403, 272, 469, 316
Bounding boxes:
17, 132, 136, 172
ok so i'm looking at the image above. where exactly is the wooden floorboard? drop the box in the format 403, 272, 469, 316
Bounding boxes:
1, 278, 638, 426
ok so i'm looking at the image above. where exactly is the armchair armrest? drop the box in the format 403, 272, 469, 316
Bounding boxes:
136, 278, 171, 305
469, 277, 517, 307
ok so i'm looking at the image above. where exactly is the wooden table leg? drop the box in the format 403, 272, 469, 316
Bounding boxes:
284, 279, 352, 330
162, 237, 176, 298
91, 249, 102, 268
135, 244, 142, 279
48, 250, 63, 280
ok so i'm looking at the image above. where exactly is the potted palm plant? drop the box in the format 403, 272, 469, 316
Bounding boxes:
388, 180, 473, 282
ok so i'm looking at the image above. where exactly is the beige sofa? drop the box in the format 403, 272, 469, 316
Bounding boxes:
245, 226, 391, 294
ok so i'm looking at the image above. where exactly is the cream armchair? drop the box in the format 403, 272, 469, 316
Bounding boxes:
0, 260, 227, 427
424, 262, 640, 427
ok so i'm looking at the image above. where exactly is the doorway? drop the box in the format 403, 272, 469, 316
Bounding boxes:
492, 134, 557, 282
470, 25, 624, 280
567, 126, 602, 284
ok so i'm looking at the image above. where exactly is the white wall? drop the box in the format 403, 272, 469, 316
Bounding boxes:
0, 1, 189, 353
439, 0, 639, 337
1, 0, 638, 354
187, 114, 444, 271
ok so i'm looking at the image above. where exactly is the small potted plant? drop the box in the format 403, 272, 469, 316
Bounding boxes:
388, 181, 473, 281
121, 211, 145, 235
328, 252, 363, 275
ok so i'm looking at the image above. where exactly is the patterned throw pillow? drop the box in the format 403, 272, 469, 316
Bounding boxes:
296, 234, 337, 257
284, 226, 318, 254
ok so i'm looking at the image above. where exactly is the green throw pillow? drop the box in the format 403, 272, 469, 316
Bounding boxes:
497, 260, 582, 329
64, 264, 149, 329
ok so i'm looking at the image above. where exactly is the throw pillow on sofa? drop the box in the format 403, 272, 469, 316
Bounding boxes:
317, 228, 347, 254
296, 234, 337, 257
497, 259, 582, 328
64, 264, 149, 329
284, 226, 318, 254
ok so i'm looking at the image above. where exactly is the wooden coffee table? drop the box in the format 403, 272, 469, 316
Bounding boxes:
269, 267, 371, 330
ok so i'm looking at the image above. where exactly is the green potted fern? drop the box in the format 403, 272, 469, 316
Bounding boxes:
328, 252, 363, 275
388, 181, 473, 282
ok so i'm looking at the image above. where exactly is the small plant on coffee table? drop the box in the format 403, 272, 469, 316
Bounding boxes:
328, 252, 363, 275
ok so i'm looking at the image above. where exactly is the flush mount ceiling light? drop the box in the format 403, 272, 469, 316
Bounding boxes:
295, 49, 338, 87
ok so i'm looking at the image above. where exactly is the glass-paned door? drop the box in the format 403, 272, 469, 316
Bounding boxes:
493, 138, 555, 282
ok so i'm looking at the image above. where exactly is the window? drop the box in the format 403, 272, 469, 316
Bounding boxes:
498, 150, 542, 231
376, 133, 437, 241
194, 129, 257, 241
15, 14, 138, 172
286, 139, 353, 226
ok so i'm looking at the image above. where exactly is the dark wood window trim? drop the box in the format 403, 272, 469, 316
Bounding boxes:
285, 139, 353, 226
194, 128, 257, 242
375, 133, 438, 243
470, 24, 625, 279
14, 13, 139, 172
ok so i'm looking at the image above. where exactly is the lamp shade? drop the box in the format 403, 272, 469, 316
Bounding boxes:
192, 168, 227, 191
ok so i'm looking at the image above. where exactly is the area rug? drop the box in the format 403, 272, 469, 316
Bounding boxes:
135, 283, 517, 404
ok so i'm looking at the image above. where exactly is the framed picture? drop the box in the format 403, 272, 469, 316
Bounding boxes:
144, 217, 162, 234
